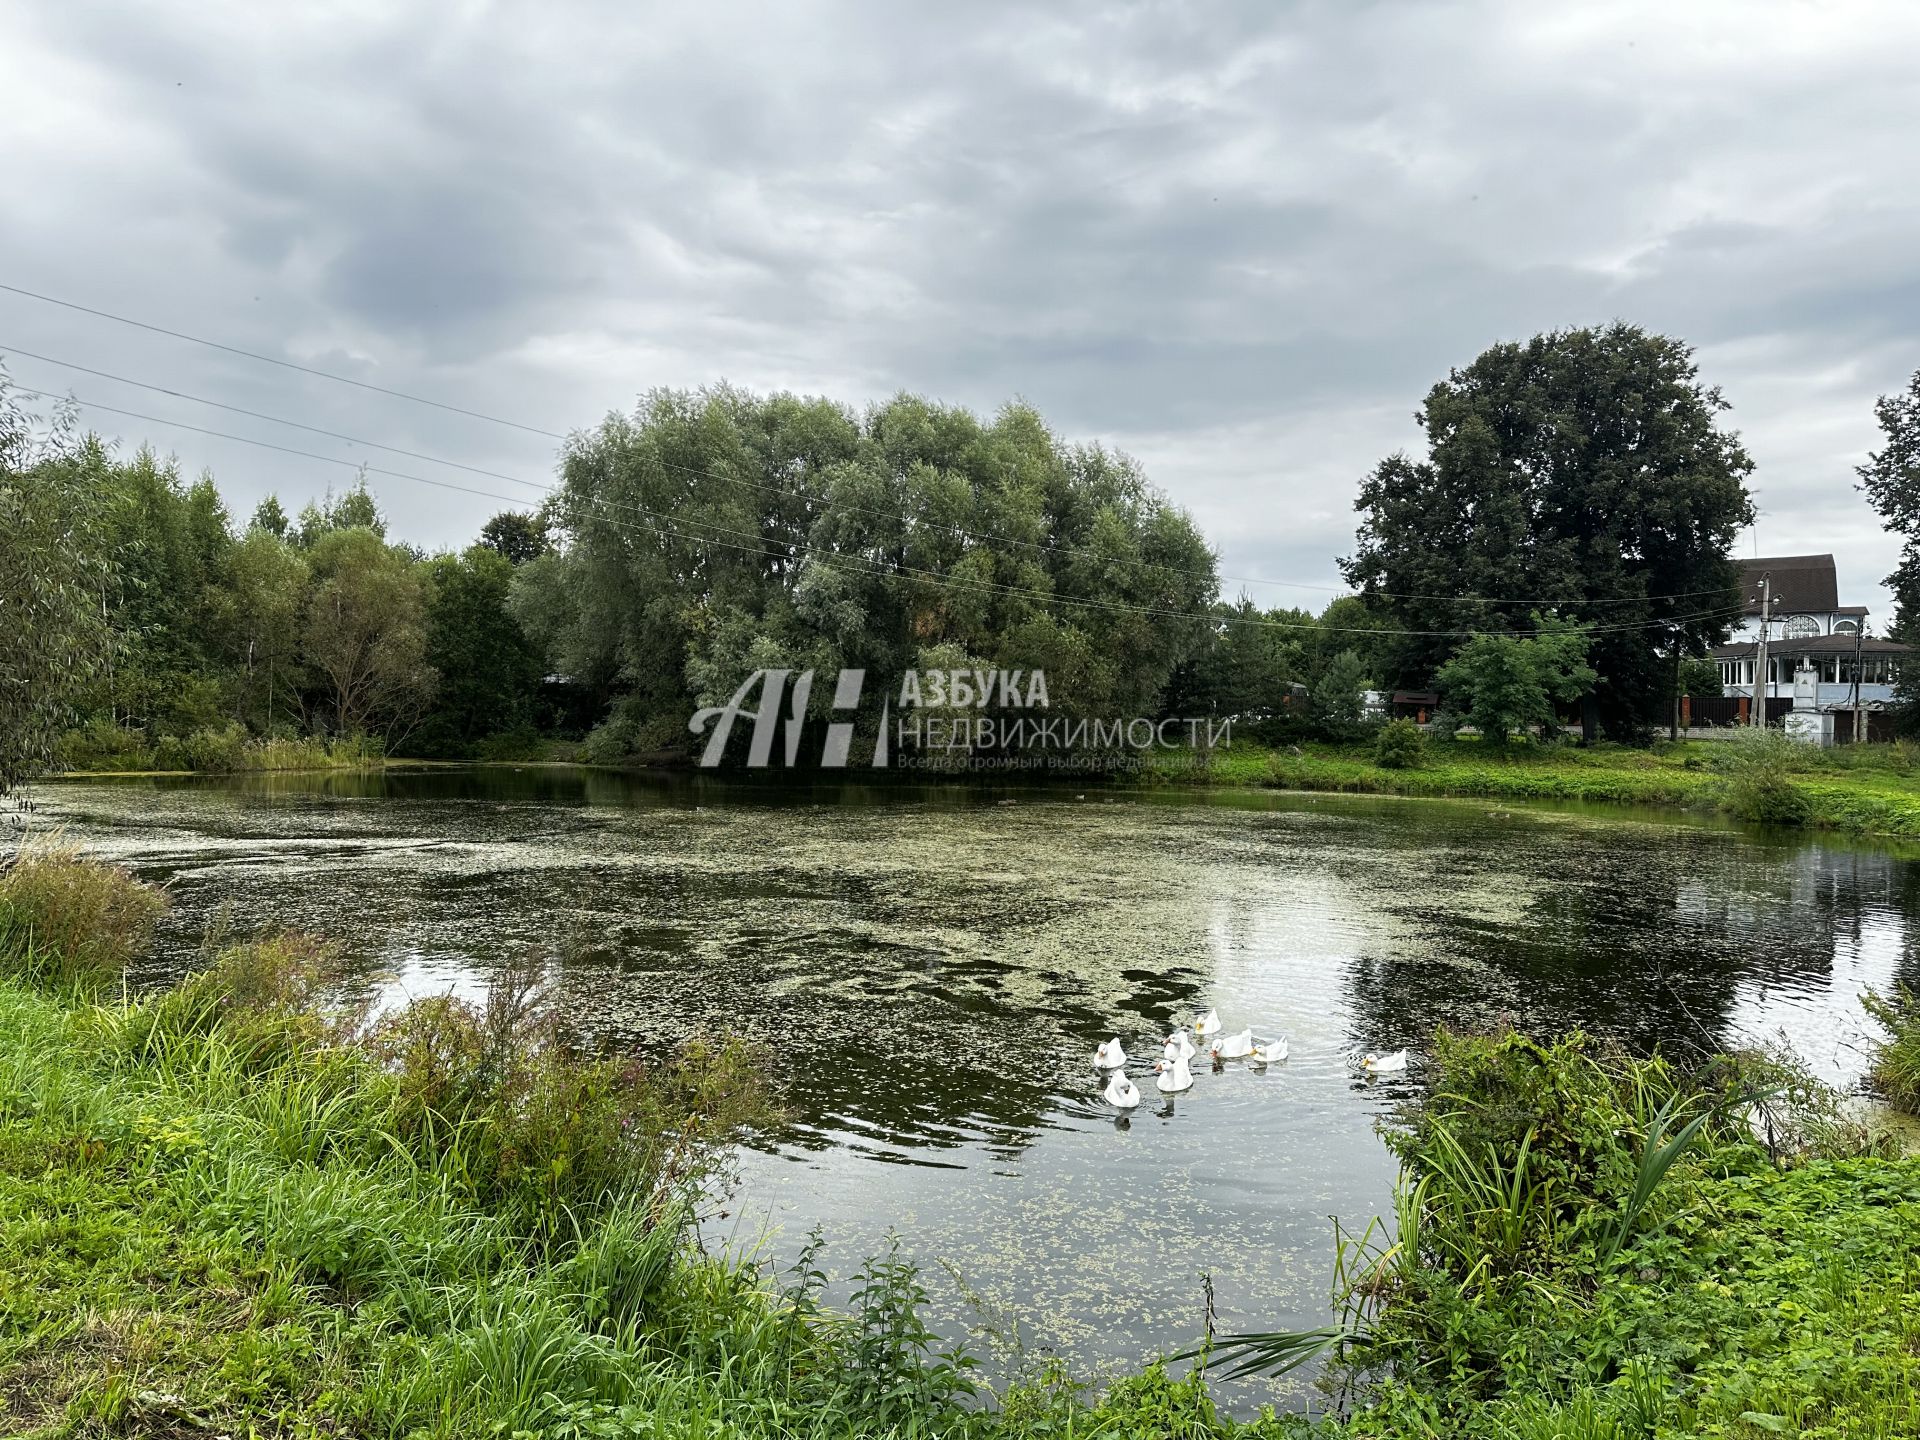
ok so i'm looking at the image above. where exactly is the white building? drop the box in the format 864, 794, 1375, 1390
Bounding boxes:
1712, 554, 1905, 707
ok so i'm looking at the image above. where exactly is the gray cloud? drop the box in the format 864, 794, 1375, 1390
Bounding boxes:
2, 0, 1916, 614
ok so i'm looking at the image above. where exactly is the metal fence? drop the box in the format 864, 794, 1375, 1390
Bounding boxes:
1683, 695, 1793, 727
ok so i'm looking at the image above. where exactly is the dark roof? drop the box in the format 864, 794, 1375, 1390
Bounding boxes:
1738, 554, 1838, 614
1709, 636, 1910, 658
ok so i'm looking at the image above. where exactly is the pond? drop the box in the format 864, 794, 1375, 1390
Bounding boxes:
23, 767, 1920, 1409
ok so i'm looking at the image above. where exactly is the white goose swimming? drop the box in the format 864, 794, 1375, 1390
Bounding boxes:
1362, 1048, 1409, 1075
1250, 1036, 1289, 1066
1154, 1055, 1195, 1093
1162, 1032, 1196, 1064
1192, 1009, 1222, 1039
1209, 1028, 1255, 1060
1104, 1070, 1142, 1109
1093, 1038, 1128, 1070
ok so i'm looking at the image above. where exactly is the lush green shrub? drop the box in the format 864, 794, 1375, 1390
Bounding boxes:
1865, 986, 1920, 1114
55, 722, 381, 774
1714, 726, 1813, 826
0, 840, 167, 991
368, 957, 774, 1234
151, 721, 253, 773
1372, 717, 1427, 769
53, 718, 154, 772
1385, 1030, 1671, 1279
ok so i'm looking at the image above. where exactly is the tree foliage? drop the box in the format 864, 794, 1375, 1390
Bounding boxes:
0, 393, 113, 791
529, 387, 1219, 756
1435, 615, 1596, 744
1311, 649, 1372, 738
303, 528, 436, 738
1858, 369, 1920, 637
478, 510, 551, 566
413, 547, 542, 756
1344, 324, 1754, 739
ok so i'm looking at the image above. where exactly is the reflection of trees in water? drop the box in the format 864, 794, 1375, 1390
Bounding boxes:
1341, 825, 1916, 1060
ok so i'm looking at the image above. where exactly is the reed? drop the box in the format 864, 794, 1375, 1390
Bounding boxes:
1865, 986, 1920, 1114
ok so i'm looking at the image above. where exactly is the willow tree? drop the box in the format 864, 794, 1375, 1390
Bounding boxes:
302, 527, 435, 740
1343, 324, 1755, 739
527, 386, 1218, 757
0, 392, 112, 792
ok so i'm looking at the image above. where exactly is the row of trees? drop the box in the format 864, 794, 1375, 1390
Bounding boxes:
1, 385, 554, 782
12, 322, 1848, 782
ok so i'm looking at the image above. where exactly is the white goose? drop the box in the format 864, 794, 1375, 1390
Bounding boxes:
1250, 1036, 1289, 1066
1192, 1009, 1222, 1039
1362, 1048, 1409, 1075
1104, 1070, 1142, 1109
1162, 1032, 1196, 1064
1209, 1027, 1255, 1060
1154, 1055, 1195, 1093
1093, 1038, 1128, 1070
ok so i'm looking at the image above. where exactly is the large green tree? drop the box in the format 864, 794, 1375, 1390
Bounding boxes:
86, 455, 237, 735
1857, 368, 1920, 635
529, 386, 1218, 758
218, 526, 311, 730
0, 395, 113, 792
413, 547, 543, 756
302, 528, 435, 739
1343, 324, 1754, 739
1435, 615, 1597, 745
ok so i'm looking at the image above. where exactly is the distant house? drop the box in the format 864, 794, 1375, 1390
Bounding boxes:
1711, 554, 1907, 708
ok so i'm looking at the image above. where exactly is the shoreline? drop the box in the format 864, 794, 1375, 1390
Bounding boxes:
40, 737, 1920, 845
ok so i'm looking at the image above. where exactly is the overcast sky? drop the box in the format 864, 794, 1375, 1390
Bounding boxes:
3, 1, 1916, 618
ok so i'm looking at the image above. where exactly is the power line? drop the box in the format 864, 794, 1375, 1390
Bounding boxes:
3, 380, 1750, 641
2, 334, 1749, 612
0, 342, 548, 491
0, 282, 565, 440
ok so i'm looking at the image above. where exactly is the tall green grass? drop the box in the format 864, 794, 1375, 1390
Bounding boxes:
0, 837, 166, 991
54, 718, 384, 773
1865, 986, 1920, 1114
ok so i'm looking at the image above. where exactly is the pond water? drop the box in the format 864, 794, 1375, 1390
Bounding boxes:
22, 768, 1920, 1409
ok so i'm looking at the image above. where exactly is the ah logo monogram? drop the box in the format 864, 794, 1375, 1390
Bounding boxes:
689, 669, 889, 768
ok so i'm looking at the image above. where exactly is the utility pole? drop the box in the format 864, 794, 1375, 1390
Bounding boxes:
1670, 636, 1681, 741
1853, 622, 1865, 744
1751, 575, 1771, 727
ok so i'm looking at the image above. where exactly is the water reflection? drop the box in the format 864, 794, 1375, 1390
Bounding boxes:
24, 768, 1920, 1407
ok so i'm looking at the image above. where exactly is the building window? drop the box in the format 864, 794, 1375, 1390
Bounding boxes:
1782, 614, 1818, 639
1834, 619, 1859, 635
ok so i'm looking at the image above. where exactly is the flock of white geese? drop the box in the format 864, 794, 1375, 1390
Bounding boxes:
1091, 1009, 1408, 1110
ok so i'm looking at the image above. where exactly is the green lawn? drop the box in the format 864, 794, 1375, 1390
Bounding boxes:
1143, 737, 1920, 840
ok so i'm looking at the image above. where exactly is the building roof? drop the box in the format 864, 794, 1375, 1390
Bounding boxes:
1710, 636, 1910, 658
1738, 554, 1839, 615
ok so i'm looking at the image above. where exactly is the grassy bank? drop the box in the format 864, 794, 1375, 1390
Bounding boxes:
1145, 732, 1920, 840
55, 720, 385, 775
4, 845, 1919, 1437
1241, 1029, 1920, 1439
